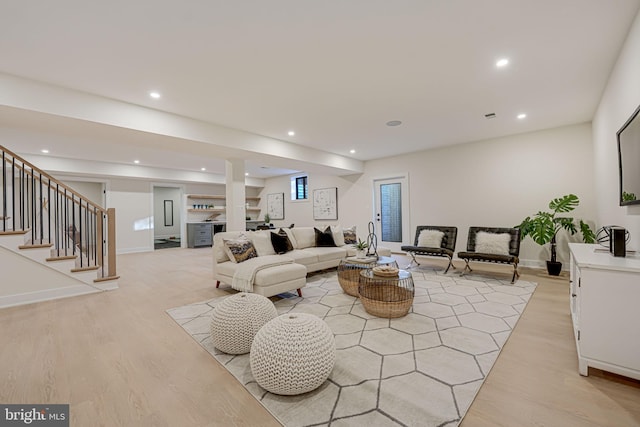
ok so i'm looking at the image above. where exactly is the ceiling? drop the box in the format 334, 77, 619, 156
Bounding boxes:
1, 0, 639, 178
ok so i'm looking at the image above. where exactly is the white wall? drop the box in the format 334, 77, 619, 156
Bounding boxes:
62, 179, 105, 206
153, 186, 181, 240
262, 123, 597, 267
103, 179, 261, 253
107, 179, 154, 253
259, 174, 361, 230
593, 9, 640, 251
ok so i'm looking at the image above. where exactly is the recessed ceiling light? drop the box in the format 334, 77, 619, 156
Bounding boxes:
200, 167, 206, 171
134, 160, 140, 164
288, 131, 295, 136
350, 149, 356, 154
386, 120, 402, 127
41, 149, 49, 154
149, 91, 161, 99
496, 58, 509, 67
517, 113, 527, 119
245, 172, 249, 176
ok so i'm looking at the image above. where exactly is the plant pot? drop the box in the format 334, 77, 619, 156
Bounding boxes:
546, 260, 563, 276
356, 249, 366, 259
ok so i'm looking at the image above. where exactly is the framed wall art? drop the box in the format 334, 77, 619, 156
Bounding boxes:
313, 187, 338, 220
267, 192, 285, 220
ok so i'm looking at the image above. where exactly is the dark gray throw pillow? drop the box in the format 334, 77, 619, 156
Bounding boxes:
314, 226, 337, 247
271, 231, 293, 254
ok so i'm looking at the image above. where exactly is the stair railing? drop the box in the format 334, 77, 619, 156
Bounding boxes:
0, 145, 117, 280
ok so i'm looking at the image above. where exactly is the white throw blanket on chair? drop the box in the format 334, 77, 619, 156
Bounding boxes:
231, 255, 294, 292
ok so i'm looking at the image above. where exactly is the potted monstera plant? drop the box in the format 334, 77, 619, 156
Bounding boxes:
517, 194, 596, 276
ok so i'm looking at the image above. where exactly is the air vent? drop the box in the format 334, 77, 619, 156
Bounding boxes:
484, 113, 496, 119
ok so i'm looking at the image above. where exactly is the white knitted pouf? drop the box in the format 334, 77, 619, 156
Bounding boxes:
250, 313, 336, 395
210, 293, 277, 355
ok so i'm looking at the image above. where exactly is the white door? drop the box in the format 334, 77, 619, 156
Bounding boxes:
373, 176, 410, 253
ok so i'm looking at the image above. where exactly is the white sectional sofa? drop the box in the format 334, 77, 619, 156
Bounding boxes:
212, 226, 391, 297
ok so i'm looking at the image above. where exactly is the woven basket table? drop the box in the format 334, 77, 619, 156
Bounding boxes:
209, 293, 277, 355
337, 256, 398, 296
358, 269, 414, 318
250, 313, 336, 395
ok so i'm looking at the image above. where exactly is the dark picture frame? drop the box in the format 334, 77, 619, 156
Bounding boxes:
164, 200, 174, 226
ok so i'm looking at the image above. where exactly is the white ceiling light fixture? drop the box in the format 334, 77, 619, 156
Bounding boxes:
349, 149, 356, 154
41, 149, 49, 154
200, 167, 206, 171
134, 160, 140, 164
288, 130, 295, 136
386, 120, 402, 127
496, 58, 509, 68
517, 113, 527, 119
149, 91, 161, 99
245, 172, 249, 176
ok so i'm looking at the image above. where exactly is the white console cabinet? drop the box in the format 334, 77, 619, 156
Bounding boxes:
569, 243, 640, 380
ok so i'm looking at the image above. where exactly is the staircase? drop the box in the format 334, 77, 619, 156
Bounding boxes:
0, 145, 118, 308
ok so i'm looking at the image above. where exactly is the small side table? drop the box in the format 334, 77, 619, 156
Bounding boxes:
358, 269, 414, 318
337, 256, 398, 296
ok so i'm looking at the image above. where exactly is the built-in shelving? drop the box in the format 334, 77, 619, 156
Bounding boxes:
186, 194, 261, 220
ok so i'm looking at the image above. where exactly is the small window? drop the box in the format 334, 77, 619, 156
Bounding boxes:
290, 175, 308, 200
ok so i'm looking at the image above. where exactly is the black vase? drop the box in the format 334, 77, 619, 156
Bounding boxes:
546, 260, 562, 276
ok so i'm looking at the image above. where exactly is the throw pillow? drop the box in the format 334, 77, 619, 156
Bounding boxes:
271, 231, 294, 254
248, 230, 276, 256
331, 225, 345, 246
223, 237, 258, 263
314, 226, 337, 247
475, 231, 511, 255
279, 227, 298, 249
417, 229, 445, 248
343, 226, 357, 245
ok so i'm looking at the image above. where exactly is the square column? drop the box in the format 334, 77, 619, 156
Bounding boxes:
225, 159, 246, 232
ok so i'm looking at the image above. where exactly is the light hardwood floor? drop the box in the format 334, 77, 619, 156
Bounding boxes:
1, 248, 638, 426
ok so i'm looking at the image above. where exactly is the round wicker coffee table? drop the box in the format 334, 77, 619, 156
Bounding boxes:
358, 269, 414, 318
337, 256, 398, 296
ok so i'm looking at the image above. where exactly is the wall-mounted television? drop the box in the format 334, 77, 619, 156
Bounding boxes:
617, 104, 640, 206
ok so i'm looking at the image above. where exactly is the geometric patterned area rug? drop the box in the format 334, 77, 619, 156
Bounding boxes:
167, 267, 537, 427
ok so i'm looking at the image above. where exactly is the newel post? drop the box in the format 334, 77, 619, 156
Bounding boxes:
106, 208, 117, 277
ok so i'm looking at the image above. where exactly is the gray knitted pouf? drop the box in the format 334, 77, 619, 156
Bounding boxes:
210, 293, 277, 354
250, 313, 336, 395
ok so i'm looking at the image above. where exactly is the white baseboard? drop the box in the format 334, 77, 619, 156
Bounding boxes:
0, 284, 101, 309
116, 246, 153, 254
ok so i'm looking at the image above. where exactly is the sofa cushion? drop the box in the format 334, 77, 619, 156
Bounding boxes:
271, 232, 294, 254
223, 237, 258, 263
292, 227, 316, 249
418, 229, 445, 248
315, 226, 337, 247
343, 226, 357, 244
216, 258, 303, 286
285, 249, 320, 266
303, 246, 346, 262
475, 231, 511, 255
253, 262, 307, 286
